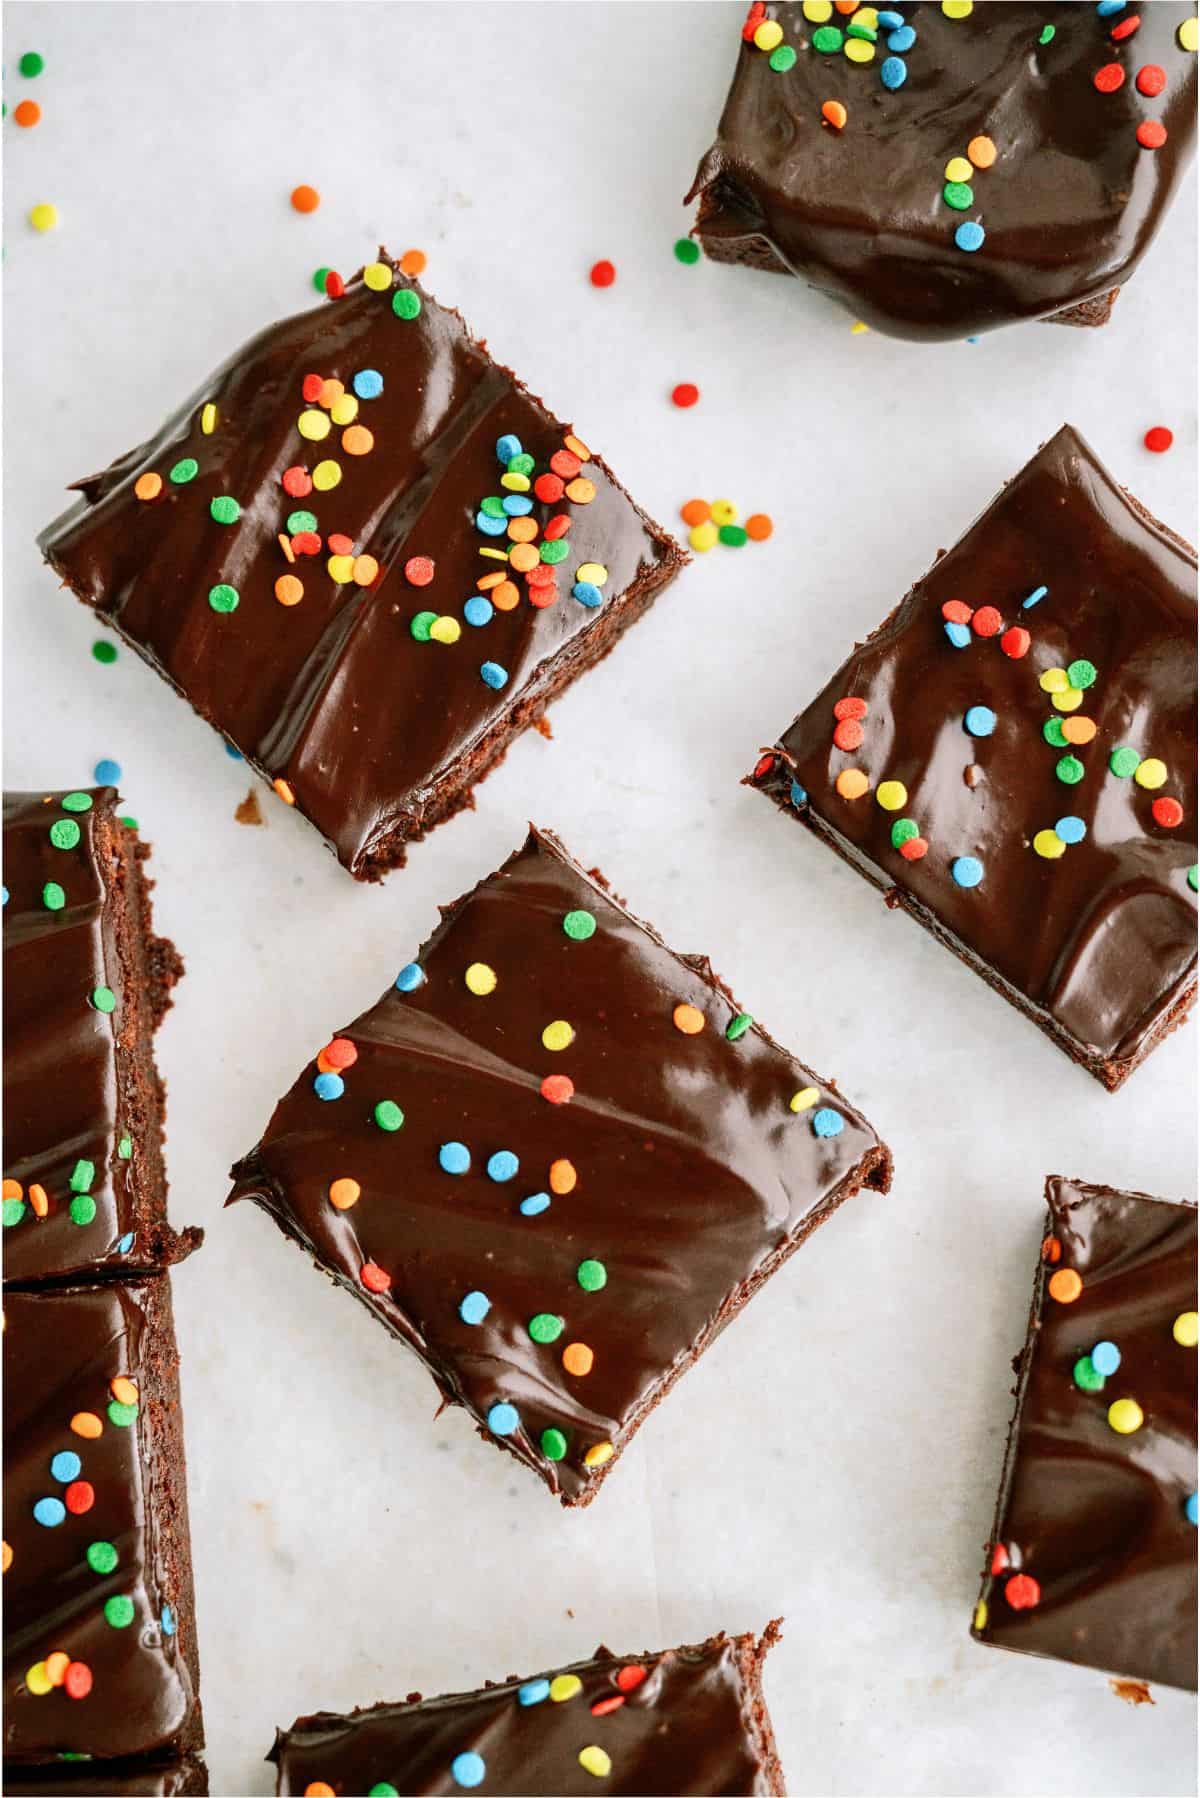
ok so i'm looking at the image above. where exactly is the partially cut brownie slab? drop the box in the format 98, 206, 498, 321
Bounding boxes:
4, 1758, 207, 1795
748, 426, 1197, 1089
972, 1178, 1197, 1692
271, 1625, 785, 1796
2, 789, 199, 1285
2, 1278, 205, 1764
38, 256, 686, 880
229, 827, 891, 1506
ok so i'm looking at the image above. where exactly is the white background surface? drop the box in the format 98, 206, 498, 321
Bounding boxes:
2, 5, 1197, 1795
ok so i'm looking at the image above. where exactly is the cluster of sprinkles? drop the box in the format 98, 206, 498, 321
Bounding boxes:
741, 0, 952, 88
6, 50, 56, 226
1092, 0, 1197, 151
680, 498, 773, 554
312, 246, 426, 301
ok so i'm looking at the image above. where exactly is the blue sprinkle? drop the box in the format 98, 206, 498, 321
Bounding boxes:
1055, 816, 1087, 845
486, 1149, 519, 1183
518, 1678, 551, 1706
34, 1496, 66, 1528
475, 511, 508, 537
952, 855, 984, 888
790, 779, 808, 807
1022, 584, 1048, 609
224, 741, 244, 759
1091, 1340, 1121, 1376
495, 434, 522, 464
877, 8, 904, 25
464, 596, 494, 628
520, 1192, 551, 1217
501, 494, 533, 516
812, 1107, 844, 1139
1, 887, 7, 906
439, 1141, 471, 1176
966, 336, 979, 344
944, 621, 971, 649
955, 221, 986, 254
352, 368, 384, 400
487, 1402, 519, 1437
964, 706, 996, 738
1096, 1, 1125, 14
1187, 1493, 1199, 1527
117, 1232, 135, 1254
395, 962, 425, 992
480, 661, 509, 690
452, 1751, 487, 1789
313, 1072, 345, 1101
880, 55, 907, 88
50, 1451, 82, 1483
459, 1290, 491, 1326
887, 24, 916, 50
572, 581, 603, 608
161, 1604, 176, 1636
93, 758, 122, 785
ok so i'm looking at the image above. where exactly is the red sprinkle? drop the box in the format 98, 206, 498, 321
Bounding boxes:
753, 753, 775, 781
534, 473, 565, 504
1093, 62, 1125, 92
1110, 11, 1140, 38
360, 1262, 391, 1294
742, 0, 766, 40
990, 1544, 1010, 1575
616, 1665, 649, 1693
291, 531, 322, 557
550, 450, 583, 480
323, 271, 345, 300
526, 565, 557, 589
1152, 796, 1184, 829
527, 587, 559, 609
541, 1074, 575, 1104
1000, 626, 1031, 659
1005, 1573, 1041, 1611
404, 556, 435, 587
833, 719, 864, 752
64, 1662, 93, 1700
589, 259, 616, 288
1136, 118, 1167, 149
972, 605, 1003, 638
592, 1695, 625, 1717
542, 514, 571, 541
64, 1481, 95, 1515
1135, 63, 1166, 96
833, 696, 869, 721
282, 466, 313, 498
671, 383, 700, 409
327, 533, 355, 557
942, 600, 974, 625
301, 373, 324, 403
1144, 425, 1174, 453
899, 836, 928, 862
321, 1037, 358, 1071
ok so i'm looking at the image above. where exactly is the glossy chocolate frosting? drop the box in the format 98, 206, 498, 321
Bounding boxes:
3, 1281, 199, 1762
271, 1630, 783, 1796
752, 426, 1197, 1083
689, 3, 1198, 340
3, 790, 195, 1284
37, 258, 683, 878
973, 1178, 1197, 1691
229, 827, 890, 1505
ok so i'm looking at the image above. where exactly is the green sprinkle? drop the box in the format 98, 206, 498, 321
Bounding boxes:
119, 815, 138, 831
49, 819, 81, 850
286, 509, 318, 535
103, 1595, 135, 1630
392, 289, 421, 320
718, 523, 748, 547
118, 1136, 133, 1160
42, 881, 66, 911
577, 1258, 607, 1293
107, 1399, 138, 1427
480, 496, 506, 518
812, 24, 844, 51
312, 266, 332, 293
540, 1428, 568, 1462
210, 496, 241, 525
1043, 718, 1068, 748
1109, 746, 1140, 778
539, 538, 569, 565
726, 1012, 753, 1042
374, 1100, 404, 1132
769, 43, 797, 70
70, 1159, 95, 1194
562, 909, 596, 941
1038, 23, 1055, 43
891, 818, 919, 848
2, 1198, 26, 1228
1188, 865, 1198, 893
92, 640, 118, 664
943, 182, 974, 211
674, 237, 700, 265
368, 1786, 400, 1798
846, 20, 876, 38
91, 986, 117, 1013
507, 453, 535, 478
1073, 1355, 1105, 1392
410, 611, 437, 642
1056, 754, 1085, 786
1067, 659, 1097, 690
69, 1195, 98, 1226
60, 791, 93, 813
169, 457, 199, 485
86, 1541, 118, 1575
208, 583, 239, 614
19, 51, 45, 76
528, 1313, 565, 1344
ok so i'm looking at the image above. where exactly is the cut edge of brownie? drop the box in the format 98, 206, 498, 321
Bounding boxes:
0, 1753, 210, 1795
736, 1619, 788, 1798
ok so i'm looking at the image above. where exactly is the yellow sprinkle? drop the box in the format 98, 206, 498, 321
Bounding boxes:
500, 472, 531, 492
1033, 829, 1065, 861
564, 434, 592, 462
855, 6, 879, 24
329, 394, 359, 426
327, 555, 356, 584
802, 0, 833, 16
1180, 16, 1198, 51
297, 409, 331, 442
312, 460, 342, 492
465, 962, 497, 996
850, 320, 869, 334
584, 1441, 614, 1468
565, 477, 596, 504
754, 19, 784, 50
25, 1662, 52, 1697
942, 0, 972, 15
790, 1087, 819, 1112
575, 562, 608, 586
711, 500, 739, 526
110, 1376, 138, 1407
1051, 687, 1084, 713
200, 403, 217, 435
1, 1541, 11, 1572
1107, 1398, 1143, 1435
689, 522, 719, 553
429, 616, 461, 645
945, 156, 973, 182
972, 1600, 988, 1632
29, 203, 58, 233
876, 780, 907, 812
550, 1674, 583, 1703
844, 36, 875, 62
1134, 757, 1167, 789
363, 260, 394, 291
579, 1747, 613, 1779
542, 1019, 576, 1053
836, 768, 870, 800
1038, 667, 1069, 693
1173, 1310, 1198, 1347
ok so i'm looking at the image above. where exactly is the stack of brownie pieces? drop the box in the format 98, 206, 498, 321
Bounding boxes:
2, 790, 207, 1794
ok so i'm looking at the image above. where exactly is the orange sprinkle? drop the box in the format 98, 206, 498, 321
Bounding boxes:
342, 425, 374, 456
353, 555, 379, 586
2, 1178, 22, 1202
745, 513, 774, 541
491, 580, 520, 612
834, 2, 858, 12
1041, 1235, 1062, 1263
290, 184, 321, 214
278, 533, 297, 565
304, 1786, 336, 1798
316, 1051, 335, 1074
565, 477, 596, 505
28, 1183, 48, 1219
477, 572, 504, 592
273, 778, 296, 806
399, 248, 427, 276
564, 434, 591, 461
1048, 1268, 1083, 1304
317, 378, 344, 409
562, 1342, 594, 1377
967, 134, 997, 169
134, 472, 163, 502
70, 1412, 103, 1439
506, 516, 539, 544
673, 1002, 706, 1035
549, 1158, 577, 1195
329, 1178, 361, 1211
680, 498, 711, 527
1061, 717, 1097, 745
835, 768, 870, 800
508, 542, 539, 573
1, 1542, 11, 1573
275, 574, 304, 607
110, 1376, 138, 1407
13, 99, 41, 128
821, 100, 847, 130
44, 1652, 69, 1687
